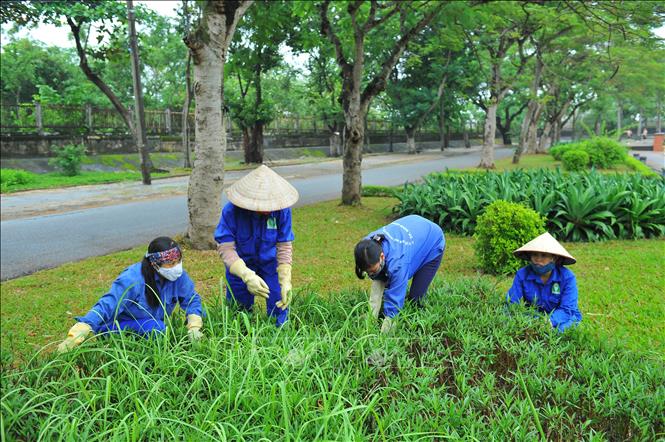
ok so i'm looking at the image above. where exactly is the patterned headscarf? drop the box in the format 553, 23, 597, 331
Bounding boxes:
145, 247, 181, 266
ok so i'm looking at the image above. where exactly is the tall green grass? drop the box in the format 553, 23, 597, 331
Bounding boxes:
3, 278, 664, 440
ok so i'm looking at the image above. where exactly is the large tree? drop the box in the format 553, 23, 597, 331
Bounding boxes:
1, 0, 154, 182
184, 0, 252, 249
316, 0, 444, 205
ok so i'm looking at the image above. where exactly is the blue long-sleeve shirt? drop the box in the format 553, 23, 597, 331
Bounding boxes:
77, 262, 203, 333
507, 265, 582, 332
214, 202, 295, 272
367, 215, 445, 318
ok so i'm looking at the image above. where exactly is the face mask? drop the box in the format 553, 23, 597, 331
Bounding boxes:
530, 262, 555, 275
368, 258, 387, 281
157, 262, 183, 281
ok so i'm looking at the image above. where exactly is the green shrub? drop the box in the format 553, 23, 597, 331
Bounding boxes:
473, 200, 546, 275
579, 137, 627, 168
562, 149, 589, 171
49, 143, 87, 176
549, 143, 580, 160
0, 169, 35, 186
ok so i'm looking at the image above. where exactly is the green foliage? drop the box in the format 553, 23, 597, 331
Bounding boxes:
624, 155, 658, 177
361, 185, 397, 197
473, 200, 546, 275
549, 143, 579, 161
0, 168, 35, 192
551, 137, 628, 170
48, 143, 86, 176
394, 169, 665, 241
561, 149, 589, 172
2, 277, 664, 440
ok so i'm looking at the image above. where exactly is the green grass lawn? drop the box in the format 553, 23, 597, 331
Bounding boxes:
1, 198, 663, 365
2, 197, 664, 440
489, 153, 637, 173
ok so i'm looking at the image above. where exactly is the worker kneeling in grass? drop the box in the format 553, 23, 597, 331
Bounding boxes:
354, 215, 446, 333
215, 165, 298, 327
58, 237, 204, 352
507, 232, 582, 332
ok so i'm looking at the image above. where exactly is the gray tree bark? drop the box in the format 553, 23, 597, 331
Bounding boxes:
185, 0, 252, 249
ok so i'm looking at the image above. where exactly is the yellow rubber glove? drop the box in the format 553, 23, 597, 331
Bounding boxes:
275, 264, 292, 310
380, 317, 394, 334
57, 322, 92, 353
229, 259, 270, 299
369, 280, 385, 319
186, 314, 203, 341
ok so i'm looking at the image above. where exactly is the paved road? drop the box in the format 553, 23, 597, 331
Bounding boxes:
1, 147, 512, 280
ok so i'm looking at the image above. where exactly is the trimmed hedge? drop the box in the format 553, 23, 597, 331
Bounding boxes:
473, 200, 546, 275
562, 149, 589, 172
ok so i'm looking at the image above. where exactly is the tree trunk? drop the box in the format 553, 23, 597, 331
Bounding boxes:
405, 126, 417, 154
637, 108, 644, 139
463, 127, 470, 148
439, 97, 446, 151
342, 117, 364, 205
479, 101, 497, 168
185, 0, 252, 249
616, 100, 623, 140
526, 103, 543, 154
537, 121, 552, 153
388, 122, 394, 153
245, 122, 264, 163
329, 128, 341, 156
127, 0, 151, 184
657, 93, 662, 133
182, 53, 193, 168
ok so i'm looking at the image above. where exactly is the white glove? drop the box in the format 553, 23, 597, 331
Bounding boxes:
186, 314, 203, 341
369, 280, 385, 319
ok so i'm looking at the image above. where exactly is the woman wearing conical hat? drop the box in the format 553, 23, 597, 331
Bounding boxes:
214, 165, 298, 327
507, 232, 582, 332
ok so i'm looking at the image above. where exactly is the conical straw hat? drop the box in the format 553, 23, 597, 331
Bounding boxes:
226, 165, 299, 211
513, 232, 576, 265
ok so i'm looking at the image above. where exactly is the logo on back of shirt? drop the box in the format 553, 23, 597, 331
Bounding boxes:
267, 217, 277, 229
552, 283, 560, 295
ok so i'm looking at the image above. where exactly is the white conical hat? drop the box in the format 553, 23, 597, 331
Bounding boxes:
226, 165, 299, 211
513, 232, 576, 265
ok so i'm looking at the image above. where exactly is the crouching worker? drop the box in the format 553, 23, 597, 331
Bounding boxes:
215, 165, 298, 327
354, 215, 445, 333
507, 232, 582, 332
57, 237, 204, 353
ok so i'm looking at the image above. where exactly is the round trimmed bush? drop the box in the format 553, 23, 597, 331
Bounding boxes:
562, 149, 590, 172
473, 200, 546, 275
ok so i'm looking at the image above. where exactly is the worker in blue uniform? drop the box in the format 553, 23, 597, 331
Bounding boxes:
58, 236, 203, 352
354, 215, 445, 332
215, 165, 299, 327
507, 232, 582, 332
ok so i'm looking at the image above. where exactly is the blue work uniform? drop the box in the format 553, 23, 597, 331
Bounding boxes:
77, 262, 203, 335
367, 215, 445, 318
214, 202, 295, 326
507, 265, 582, 332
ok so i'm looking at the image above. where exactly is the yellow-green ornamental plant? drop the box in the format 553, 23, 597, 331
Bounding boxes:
473, 200, 546, 275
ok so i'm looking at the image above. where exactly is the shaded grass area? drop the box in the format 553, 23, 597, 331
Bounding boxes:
1, 198, 663, 366
2, 279, 664, 440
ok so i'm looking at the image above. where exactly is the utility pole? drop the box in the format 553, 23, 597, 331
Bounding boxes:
127, 0, 152, 185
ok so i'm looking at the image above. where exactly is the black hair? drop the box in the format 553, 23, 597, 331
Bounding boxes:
141, 236, 180, 308
354, 236, 383, 279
